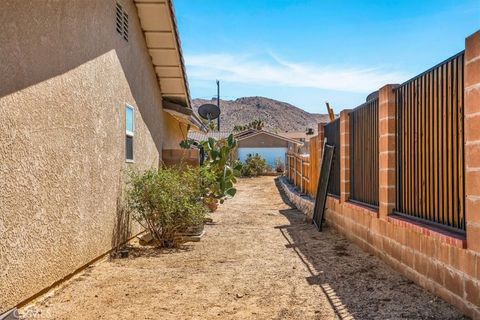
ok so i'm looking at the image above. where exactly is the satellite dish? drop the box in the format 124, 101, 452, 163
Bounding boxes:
198, 103, 220, 120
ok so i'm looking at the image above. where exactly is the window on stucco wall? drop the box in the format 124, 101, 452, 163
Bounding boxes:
125, 105, 134, 162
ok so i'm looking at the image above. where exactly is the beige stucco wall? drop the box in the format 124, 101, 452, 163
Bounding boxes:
0, 0, 185, 312
163, 113, 189, 150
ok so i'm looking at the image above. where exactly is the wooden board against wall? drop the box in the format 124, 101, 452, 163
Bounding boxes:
313, 144, 335, 231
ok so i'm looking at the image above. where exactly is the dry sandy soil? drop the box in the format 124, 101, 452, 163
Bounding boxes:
20, 176, 467, 320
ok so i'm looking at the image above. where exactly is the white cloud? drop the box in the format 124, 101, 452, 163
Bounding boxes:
184, 52, 410, 93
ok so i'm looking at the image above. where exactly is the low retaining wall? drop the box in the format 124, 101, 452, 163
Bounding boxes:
278, 177, 314, 221
279, 178, 480, 319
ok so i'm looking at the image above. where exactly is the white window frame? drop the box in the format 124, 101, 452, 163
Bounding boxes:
126, 104, 134, 137
125, 104, 134, 163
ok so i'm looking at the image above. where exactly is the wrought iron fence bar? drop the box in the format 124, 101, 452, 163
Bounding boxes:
349, 97, 379, 207
395, 52, 465, 231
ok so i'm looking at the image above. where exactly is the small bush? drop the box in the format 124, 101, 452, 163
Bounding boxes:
126, 166, 207, 248
240, 153, 268, 177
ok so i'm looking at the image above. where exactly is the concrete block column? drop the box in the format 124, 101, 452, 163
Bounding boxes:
378, 84, 397, 220
340, 110, 351, 203
464, 31, 480, 252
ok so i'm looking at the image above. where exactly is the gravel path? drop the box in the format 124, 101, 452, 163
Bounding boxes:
20, 176, 466, 319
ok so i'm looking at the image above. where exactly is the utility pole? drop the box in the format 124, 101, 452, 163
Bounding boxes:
216, 80, 220, 131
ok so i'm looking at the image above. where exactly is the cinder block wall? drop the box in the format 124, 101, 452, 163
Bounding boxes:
321, 31, 480, 319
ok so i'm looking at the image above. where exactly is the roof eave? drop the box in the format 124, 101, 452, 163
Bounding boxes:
163, 100, 207, 132
166, 0, 191, 109
134, 0, 192, 109
236, 130, 304, 146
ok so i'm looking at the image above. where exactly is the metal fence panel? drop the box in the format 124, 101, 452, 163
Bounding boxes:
395, 51, 465, 233
350, 98, 379, 207
324, 119, 340, 197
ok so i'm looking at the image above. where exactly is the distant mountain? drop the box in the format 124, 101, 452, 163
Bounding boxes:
191, 96, 330, 133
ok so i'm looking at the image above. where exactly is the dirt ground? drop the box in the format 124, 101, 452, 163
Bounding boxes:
20, 176, 467, 320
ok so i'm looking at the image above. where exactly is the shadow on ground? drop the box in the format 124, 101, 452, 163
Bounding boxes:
110, 243, 195, 260
273, 178, 467, 320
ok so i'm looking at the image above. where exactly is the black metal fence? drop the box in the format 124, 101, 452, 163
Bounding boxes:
324, 119, 340, 197
395, 51, 465, 234
350, 97, 379, 208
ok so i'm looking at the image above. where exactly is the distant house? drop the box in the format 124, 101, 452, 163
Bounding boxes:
236, 130, 303, 167
188, 129, 303, 168
0, 0, 204, 313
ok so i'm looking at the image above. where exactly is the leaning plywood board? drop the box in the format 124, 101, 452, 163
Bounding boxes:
312, 144, 335, 231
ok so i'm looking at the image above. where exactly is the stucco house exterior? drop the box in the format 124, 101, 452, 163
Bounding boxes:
0, 0, 204, 313
236, 130, 302, 167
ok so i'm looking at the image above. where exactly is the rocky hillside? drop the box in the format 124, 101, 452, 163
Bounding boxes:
191, 96, 329, 133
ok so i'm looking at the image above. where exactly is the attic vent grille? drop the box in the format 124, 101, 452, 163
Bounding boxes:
115, 2, 128, 42
115, 3, 123, 34
122, 12, 129, 41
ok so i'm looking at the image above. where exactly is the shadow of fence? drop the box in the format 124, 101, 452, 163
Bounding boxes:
272, 178, 466, 320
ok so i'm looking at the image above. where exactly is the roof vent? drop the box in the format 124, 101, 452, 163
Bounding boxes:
115, 2, 128, 42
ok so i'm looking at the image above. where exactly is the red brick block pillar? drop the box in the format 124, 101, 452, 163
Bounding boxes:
378, 84, 397, 220
340, 110, 351, 203
317, 122, 327, 163
465, 31, 480, 252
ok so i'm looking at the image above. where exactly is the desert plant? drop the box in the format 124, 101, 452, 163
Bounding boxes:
232, 119, 265, 132
180, 134, 241, 207
199, 134, 241, 203
240, 153, 267, 177
233, 124, 246, 132
179, 138, 199, 149
126, 166, 207, 247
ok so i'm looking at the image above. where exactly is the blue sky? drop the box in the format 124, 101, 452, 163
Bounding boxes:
174, 0, 479, 113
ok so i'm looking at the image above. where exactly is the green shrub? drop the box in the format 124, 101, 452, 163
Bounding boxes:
240, 153, 267, 177
126, 166, 207, 248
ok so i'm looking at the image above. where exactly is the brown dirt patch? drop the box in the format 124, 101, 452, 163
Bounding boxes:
20, 176, 467, 319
